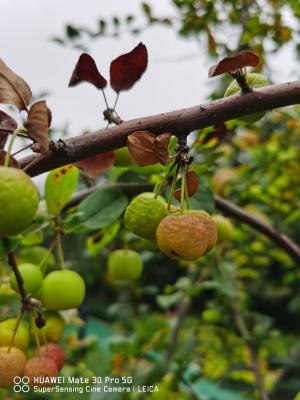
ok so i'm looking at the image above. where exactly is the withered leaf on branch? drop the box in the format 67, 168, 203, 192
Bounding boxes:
68, 53, 107, 89
154, 132, 171, 165
0, 58, 32, 111
0, 110, 17, 150
208, 51, 259, 77
128, 131, 171, 167
0, 150, 19, 168
26, 101, 51, 154
174, 171, 199, 200
110, 43, 148, 92
127, 130, 157, 167
74, 151, 114, 179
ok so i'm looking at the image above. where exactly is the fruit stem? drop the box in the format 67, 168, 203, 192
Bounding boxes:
39, 232, 59, 274
184, 165, 191, 210
154, 159, 177, 199
7, 310, 23, 353
56, 231, 65, 270
167, 163, 180, 211
30, 310, 41, 356
101, 89, 109, 110
180, 164, 186, 214
4, 128, 19, 167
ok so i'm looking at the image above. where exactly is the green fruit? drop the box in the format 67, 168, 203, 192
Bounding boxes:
201, 309, 221, 324
124, 192, 168, 240
17, 246, 55, 270
34, 311, 65, 343
0, 319, 30, 350
114, 147, 133, 167
10, 263, 43, 294
212, 215, 234, 242
108, 249, 143, 281
0, 167, 39, 237
0, 284, 19, 305
41, 270, 86, 310
224, 73, 269, 122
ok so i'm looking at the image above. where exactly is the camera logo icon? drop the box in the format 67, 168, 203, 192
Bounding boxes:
13, 376, 30, 393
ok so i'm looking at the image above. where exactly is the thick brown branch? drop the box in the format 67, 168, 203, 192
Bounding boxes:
215, 196, 300, 264
64, 183, 300, 265
20, 80, 300, 177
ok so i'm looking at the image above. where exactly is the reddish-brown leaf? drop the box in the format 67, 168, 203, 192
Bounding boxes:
154, 133, 171, 166
0, 150, 19, 168
0, 59, 32, 111
127, 130, 157, 167
110, 43, 148, 92
74, 151, 114, 179
26, 101, 51, 154
208, 51, 259, 77
174, 171, 199, 200
0, 110, 17, 150
69, 53, 107, 89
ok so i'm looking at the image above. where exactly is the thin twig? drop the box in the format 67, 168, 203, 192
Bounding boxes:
230, 299, 269, 400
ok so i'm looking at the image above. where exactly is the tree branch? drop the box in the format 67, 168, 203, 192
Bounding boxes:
64, 182, 300, 265
20, 80, 300, 177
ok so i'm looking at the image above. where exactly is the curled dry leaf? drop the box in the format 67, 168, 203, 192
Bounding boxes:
0, 110, 17, 150
174, 171, 199, 200
0, 150, 19, 168
208, 50, 259, 78
74, 151, 114, 179
68, 53, 107, 89
127, 131, 171, 167
0, 58, 32, 111
154, 133, 171, 165
26, 101, 51, 154
127, 131, 156, 167
110, 43, 148, 92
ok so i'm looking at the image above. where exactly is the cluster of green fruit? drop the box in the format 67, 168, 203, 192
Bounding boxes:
124, 192, 233, 261
0, 312, 65, 388
10, 263, 86, 311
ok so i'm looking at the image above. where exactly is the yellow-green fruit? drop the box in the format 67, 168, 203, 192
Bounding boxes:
0, 167, 39, 237
35, 311, 65, 343
108, 249, 143, 281
0, 346, 27, 388
10, 263, 43, 294
124, 192, 168, 240
156, 214, 209, 260
201, 309, 222, 324
212, 215, 234, 242
224, 73, 269, 122
18, 246, 56, 270
0, 319, 30, 350
186, 210, 217, 251
114, 147, 133, 167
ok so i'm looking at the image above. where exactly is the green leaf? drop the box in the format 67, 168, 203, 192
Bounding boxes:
190, 177, 215, 213
189, 378, 248, 400
78, 188, 128, 230
45, 165, 79, 215
86, 221, 120, 256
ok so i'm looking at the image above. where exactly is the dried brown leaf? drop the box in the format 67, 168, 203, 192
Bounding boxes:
0, 110, 17, 150
127, 130, 157, 167
0, 150, 19, 168
26, 101, 51, 154
69, 53, 107, 89
208, 51, 259, 77
154, 133, 171, 166
0, 59, 32, 110
74, 151, 114, 179
110, 43, 148, 92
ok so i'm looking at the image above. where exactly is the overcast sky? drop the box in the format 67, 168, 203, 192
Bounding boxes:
0, 0, 298, 185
